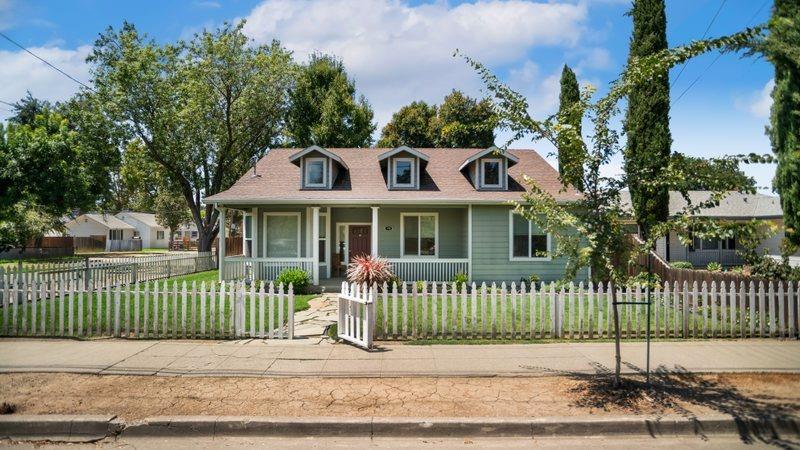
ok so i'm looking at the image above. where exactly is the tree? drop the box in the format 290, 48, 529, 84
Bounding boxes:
377, 101, 437, 148
764, 0, 800, 248
285, 54, 375, 147
557, 65, 585, 191
623, 0, 672, 240
434, 90, 496, 148
670, 155, 756, 191
0, 108, 118, 251
9, 92, 52, 126
462, 26, 763, 386
153, 190, 192, 249
89, 22, 295, 252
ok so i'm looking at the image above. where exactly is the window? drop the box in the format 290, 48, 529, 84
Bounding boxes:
304, 157, 326, 188
480, 158, 502, 188
509, 212, 550, 260
133, 230, 140, 238
318, 214, 327, 263
401, 213, 437, 257
109, 229, 123, 241
691, 236, 725, 251
191, 231, 198, 239
243, 214, 253, 256
393, 158, 414, 187
264, 213, 300, 257
156, 230, 165, 240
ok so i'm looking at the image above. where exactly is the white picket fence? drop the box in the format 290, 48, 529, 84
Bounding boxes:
338, 283, 376, 349
0, 253, 216, 292
0, 279, 295, 339
341, 280, 800, 342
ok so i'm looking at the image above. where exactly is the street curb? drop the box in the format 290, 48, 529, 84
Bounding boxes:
1, 415, 797, 441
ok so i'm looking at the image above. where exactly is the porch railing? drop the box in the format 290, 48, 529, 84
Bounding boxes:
223, 257, 315, 281
387, 258, 469, 283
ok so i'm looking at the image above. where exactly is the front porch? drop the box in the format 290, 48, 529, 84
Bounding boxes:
217, 205, 472, 285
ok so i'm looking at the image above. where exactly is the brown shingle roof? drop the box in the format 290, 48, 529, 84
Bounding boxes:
205, 148, 580, 204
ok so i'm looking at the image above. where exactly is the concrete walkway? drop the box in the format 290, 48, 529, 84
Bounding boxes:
1, 338, 798, 377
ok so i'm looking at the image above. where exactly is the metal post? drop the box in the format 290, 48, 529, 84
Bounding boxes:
646, 252, 652, 385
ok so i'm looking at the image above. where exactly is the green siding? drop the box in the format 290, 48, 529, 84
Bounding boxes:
471, 205, 588, 283
377, 207, 467, 258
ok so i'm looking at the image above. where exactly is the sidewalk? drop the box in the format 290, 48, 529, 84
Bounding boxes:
1, 338, 798, 377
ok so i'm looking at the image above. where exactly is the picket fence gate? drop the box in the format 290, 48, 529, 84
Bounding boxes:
0, 279, 294, 340
0, 252, 216, 293
341, 280, 800, 342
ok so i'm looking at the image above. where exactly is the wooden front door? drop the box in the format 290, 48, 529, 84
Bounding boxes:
348, 225, 371, 262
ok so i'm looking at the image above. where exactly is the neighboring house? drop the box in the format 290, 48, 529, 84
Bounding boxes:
174, 222, 199, 241
620, 191, 788, 267
205, 145, 587, 285
64, 213, 137, 251
115, 212, 169, 249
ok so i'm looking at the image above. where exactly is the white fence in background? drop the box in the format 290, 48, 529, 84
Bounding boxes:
222, 257, 315, 282
386, 258, 469, 283
338, 282, 376, 349
362, 280, 799, 341
0, 279, 294, 340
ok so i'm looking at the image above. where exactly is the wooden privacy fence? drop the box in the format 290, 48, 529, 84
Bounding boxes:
0, 253, 216, 292
346, 280, 800, 341
0, 280, 295, 340
107, 239, 143, 252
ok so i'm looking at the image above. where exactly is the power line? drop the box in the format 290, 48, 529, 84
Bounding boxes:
671, 0, 727, 87
673, 0, 769, 104
0, 100, 15, 107
0, 31, 94, 92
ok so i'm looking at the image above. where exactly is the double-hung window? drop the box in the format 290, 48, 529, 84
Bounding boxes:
481, 158, 502, 188
401, 213, 437, 257
318, 213, 327, 263
156, 230, 164, 240
243, 213, 253, 256
509, 212, 550, 260
393, 158, 415, 188
109, 229, 123, 241
304, 157, 326, 188
264, 213, 300, 258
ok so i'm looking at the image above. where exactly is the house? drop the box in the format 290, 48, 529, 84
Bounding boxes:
64, 213, 138, 251
115, 212, 169, 249
174, 222, 199, 241
205, 145, 587, 285
620, 191, 788, 267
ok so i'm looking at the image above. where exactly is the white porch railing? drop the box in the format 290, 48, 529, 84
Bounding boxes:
387, 258, 469, 282
338, 282, 375, 349
223, 257, 315, 281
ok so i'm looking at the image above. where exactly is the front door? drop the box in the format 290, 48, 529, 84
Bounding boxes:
348, 225, 371, 262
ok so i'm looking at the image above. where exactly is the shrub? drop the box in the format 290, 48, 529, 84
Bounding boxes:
274, 268, 311, 294
750, 257, 800, 281
626, 272, 662, 290
671, 261, 693, 269
521, 273, 540, 285
706, 262, 722, 272
346, 255, 394, 287
386, 275, 403, 289
451, 272, 468, 289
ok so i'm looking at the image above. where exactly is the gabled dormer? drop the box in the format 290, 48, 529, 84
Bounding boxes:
459, 147, 519, 191
289, 145, 348, 190
378, 146, 429, 190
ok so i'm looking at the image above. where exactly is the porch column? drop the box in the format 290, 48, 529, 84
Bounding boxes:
218, 207, 226, 282
312, 206, 320, 285
251, 207, 259, 260
371, 206, 379, 257
467, 204, 472, 283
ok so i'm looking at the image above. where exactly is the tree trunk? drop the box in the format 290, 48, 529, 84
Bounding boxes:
612, 283, 622, 387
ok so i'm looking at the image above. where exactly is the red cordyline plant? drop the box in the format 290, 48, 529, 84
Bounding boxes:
346, 255, 394, 287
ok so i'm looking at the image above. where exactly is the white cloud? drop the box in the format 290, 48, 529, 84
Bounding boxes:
242, 0, 588, 127
742, 79, 774, 119
0, 45, 91, 120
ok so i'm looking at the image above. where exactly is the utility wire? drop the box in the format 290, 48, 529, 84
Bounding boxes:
0, 31, 95, 92
673, 0, 769, 105
671, 0, 727, 87
0, 100, 15, 107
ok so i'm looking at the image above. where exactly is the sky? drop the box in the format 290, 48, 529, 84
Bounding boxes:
0, 0, 777, 192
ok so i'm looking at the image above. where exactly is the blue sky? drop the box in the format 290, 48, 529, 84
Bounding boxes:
0, 0, 776, 191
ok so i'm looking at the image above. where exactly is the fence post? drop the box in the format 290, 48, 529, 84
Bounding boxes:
83, 257, 91, 290
234, 282, 244, 338
167, 259, 172, 279
131, 261, 138, 285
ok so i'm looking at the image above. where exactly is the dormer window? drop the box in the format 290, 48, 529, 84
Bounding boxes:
378, 146, 429, 190
304, 157, 327, 188
393, 158, 415, 187
289, 145, 348, 190
480, 158, 502, 188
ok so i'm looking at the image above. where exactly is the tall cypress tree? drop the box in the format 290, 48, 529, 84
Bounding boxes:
623, 0, 671, 240
765, 0, 800, 247
557, 65, 584, 191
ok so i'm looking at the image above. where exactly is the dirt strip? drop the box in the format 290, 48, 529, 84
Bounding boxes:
0, 373, 798, 422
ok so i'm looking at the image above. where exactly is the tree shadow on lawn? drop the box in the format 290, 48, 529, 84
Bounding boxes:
524, 361, 799, 448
